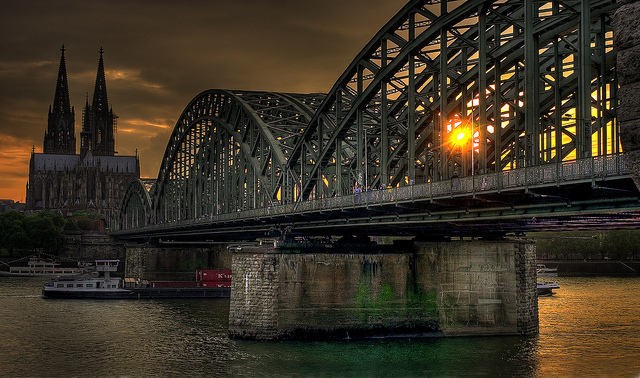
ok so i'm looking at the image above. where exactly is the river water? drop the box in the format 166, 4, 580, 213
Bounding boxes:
0, 276, 639, 377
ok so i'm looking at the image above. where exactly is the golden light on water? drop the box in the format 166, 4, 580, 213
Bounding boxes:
537, 277, 640, 376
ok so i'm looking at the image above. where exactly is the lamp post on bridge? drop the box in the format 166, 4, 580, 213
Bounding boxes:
364, 128, 368, 191
455, 125, 476, 177
454, 122, 479, 193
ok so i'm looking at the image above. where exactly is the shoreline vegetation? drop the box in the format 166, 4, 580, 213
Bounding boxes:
0, 210, 104, 257
531, 230, 640, 261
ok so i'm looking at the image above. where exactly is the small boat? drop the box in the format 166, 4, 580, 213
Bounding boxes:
42, 260, 129, 299
0, 256, 89, 277
42, 260, 232, 299
536, 263, 558, 277
537, 281, 560, 296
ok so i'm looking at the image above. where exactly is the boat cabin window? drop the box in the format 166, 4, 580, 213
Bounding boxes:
86, 284, 93, 288
66, 284, 74, 288
56, 284, 64, 288
76, 284, 83, 288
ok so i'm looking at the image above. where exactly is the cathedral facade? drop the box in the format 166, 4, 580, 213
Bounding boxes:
26, 46, 140, 227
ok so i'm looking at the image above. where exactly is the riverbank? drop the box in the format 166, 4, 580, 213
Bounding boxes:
537, 260, 640, 276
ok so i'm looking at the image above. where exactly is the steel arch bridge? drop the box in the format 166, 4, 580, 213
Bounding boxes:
117, 0, 640, 241
150, 90, 325, 223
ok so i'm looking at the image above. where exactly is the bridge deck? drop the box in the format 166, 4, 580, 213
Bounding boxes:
114, 155, 640, 241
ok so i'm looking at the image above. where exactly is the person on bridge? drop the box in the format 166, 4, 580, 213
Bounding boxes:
452, 172, 460, 192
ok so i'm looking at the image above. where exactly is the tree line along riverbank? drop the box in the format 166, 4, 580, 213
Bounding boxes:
531, 230, 640, 261
0, 210, 105, 257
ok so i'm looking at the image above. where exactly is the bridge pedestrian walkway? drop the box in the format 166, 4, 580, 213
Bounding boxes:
116, 154, 639, 240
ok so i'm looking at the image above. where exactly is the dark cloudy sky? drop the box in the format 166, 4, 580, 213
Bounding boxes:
0, 0, 407, 201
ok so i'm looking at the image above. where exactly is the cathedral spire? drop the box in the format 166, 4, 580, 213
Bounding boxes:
43, 44, 76, 155
52, 45, 71, 114
81, 47, 116, 156
92, 47, 109, 114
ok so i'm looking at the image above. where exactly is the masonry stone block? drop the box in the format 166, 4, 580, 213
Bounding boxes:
617, 81, 640, 122
620, 118, 640, 152
63, 233, 125, 265
124, 244, 231, 281
615, 0, 640, 192
622, 149, 640, 189
614, 2, 640, 51
228, 239, 538, 340
616, 44, 640, 85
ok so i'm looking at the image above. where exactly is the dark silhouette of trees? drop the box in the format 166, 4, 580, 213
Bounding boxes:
0, 211, 65, 256
533, 230, 640, 260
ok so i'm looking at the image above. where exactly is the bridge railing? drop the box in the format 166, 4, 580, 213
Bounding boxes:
122, 154, 629, 232
280, 154, 627, 216
247, 155, 624, 217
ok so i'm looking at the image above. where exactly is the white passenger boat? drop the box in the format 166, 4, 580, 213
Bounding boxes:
536, 263, 558, 277
42, 260, 130, 299
42, 260, 232, 299
0, 257, 88, 277
537, 281, 560, 296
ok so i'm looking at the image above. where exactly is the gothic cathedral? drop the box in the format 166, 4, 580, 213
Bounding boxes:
26, 46, 140, 227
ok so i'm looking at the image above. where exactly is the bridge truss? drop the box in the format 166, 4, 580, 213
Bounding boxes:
292, 0, 619, 200
118, 0, 640, 240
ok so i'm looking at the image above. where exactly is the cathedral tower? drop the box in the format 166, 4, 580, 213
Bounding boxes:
81, 48, 116, 157
27, 45, 139, 225
43, 45, 76, 155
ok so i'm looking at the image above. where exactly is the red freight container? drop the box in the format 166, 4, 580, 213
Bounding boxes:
196, 269, 232, 282
150, 281, 201, 288
201, 281, 231, 288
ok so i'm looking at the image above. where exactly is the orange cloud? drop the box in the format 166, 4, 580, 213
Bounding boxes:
125, 119, 171, 129
0, 134, 34, 202
106, 69, 164, 90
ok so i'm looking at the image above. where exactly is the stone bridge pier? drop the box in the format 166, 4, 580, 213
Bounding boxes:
616, 0, 640, 188
124, 244, 231, 281
228, 239, 538, 340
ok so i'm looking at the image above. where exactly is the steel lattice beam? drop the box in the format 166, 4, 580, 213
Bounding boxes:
116, 0, 625, 239
150, 90, 323, 224
288, 0, 618, 202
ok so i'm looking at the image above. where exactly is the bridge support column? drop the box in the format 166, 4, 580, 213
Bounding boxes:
615, 1, 640, 188
228, 239, 537, 340
124, 244, 231, 281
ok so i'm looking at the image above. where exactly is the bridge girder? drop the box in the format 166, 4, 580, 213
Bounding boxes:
120, 178, 154, 229
287, 0, 618, 202
117, 0, 629, 238
152, 90, 324, 223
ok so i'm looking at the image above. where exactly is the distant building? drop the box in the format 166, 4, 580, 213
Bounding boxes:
26, 46, 140, 227
0, 200, 26, 213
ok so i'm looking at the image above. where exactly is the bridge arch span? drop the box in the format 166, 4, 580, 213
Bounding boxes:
154, 89, 324, 223
289, 0, 618, 201
117, 0, 627, 236
120, 178, 154, 229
